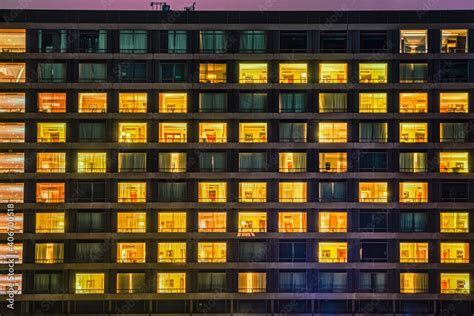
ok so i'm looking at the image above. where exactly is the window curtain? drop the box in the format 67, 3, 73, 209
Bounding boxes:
201, 31, 225, 52
239, 242, 266, 262
360, 272, 386, 292
79, 123, 105, 141
291, 153, 307, 171
38, 63, 65, 82
320, 93, 347, 112
158, 182, 186, 202
198, 272, 226, 292
168, 31, 187, 52
400, 64, 427, 82
319, 272, 346, 292
400, 212, 427, 232
239, 152, 266, 171
76, 242, 104, 263
34, 273, 61, 293
279, 272, 306, 292
240, 31, 265, 52
280, 123, 306, 142
414, 273, 429, 292
400, 152, 426, 172
158, 153, 185, 172
119, 153, 146, 172
77, 212, 104, 232
97, 31, 107, 51
200, 93, 227, 112
441, 123, 467, 142
320, 182, 346, 201
117, 273, 145, 293
79, 64, 106, 82
239, 93, 267, 112
280, 93, 305, 112
120, 30, 147, 52
199, 152, 226, 171
359, 122, 387, 142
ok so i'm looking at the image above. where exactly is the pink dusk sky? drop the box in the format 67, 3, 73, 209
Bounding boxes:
1, 0, 474, 11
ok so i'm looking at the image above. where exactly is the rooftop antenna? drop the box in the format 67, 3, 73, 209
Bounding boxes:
150, 2, 171, 11
184, 2, 196, 11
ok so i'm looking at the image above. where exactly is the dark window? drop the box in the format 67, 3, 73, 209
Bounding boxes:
400, 212, 427, 232
200, 31, 226, 53
320, 31, 347, 52
279, 241, 306, 262
195, 301, 227, 313
239, 93, 267, 112
279, 122, 306, 142
359, 271, 387, 292
239, 241, 267, 262
280, 31, 307, 53
359, 152, 387, 171
199, 152, 226, 172
358, 300, 390, 314
75, 242, 105, 263
441, 182, 468, 201
119, 30, 147, 53
360, 31, 389, 52
359, 122, 387, 143
118, 63, 147, 82
159, 30, 187, 53
78, 63, 107, 82
399, 63, 428, 83
38, 30, 67, 53
159, 63, 186, 83
318, 272, 347, 293
279, 271, 306, 292
76, 212, 105, 232
360, 242, 388, 262
236, 301, 268, 313
78, 122, 106, 142
277, 301, 310, 313
76, 181, 106, 202
240, 31, 266, 53
440, 60, 468, 82
38, 63, 66, 83
319, 182, 347, 202
239, 152, 266, 172
197, 272, 226, 292
441, 122, 468, 142
359, 211, 387, 232
79, 30, 107, 53
34, 273, 63, 294
199, 92, 227, 112
279, 92, 306, 112
157, 182, 186, 202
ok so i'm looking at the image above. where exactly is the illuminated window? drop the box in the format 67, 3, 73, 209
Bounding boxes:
198, 242, 227, 263
239, 182, 267, 202
399, 92, 428, 113
440, 273, 470, 294
0, 183, 23, 203
0, 274, 21, 294
0, 123, 24, 143
198, 212, 226, 232
158, 242, 186, 263
117, 242, 146, 263
319, 212, 347, 232
117, 273, 145, 293
37, 92, 66, 113
440, 92, 468, 113
199, 64, 227, 83
279, 152, 306, 172
199, 122, 227, 143
440, 152, 468, 173
359, 92, 387, 113
278, 182, 306, 202
117, 212, 146, 233
238, 212, 267, 233
318, 242, 348, 263
440, 212, 469, 233
36, 152, 64, 173
0, 29, 25, 52
0, 92, 24, 112
157, 272, 186, 293
159, 92, 187, 113
359, 182, 388, 202
0, 244, 22, 263
318, 122, 347, 143
75, 273, 104, 294
359, 63, 387, 83
239, 122, 267, 143
0, 213, 23, 233
441, 243, 469, 263
158, 152, 186, 172
400, 30, 427, 53
118, 122, 147, 143
400, 273, 428, 293
399, 152, 427, 172
0, 63, 25, 83
198, 182, 227, 202
118, 182, 146, 203
279, 63, 308, 83
238, 272, 266, 293
319, 63, 347, 83
78, 93, 106, 113
400, 242, 428, 263
37, 123, 66, 143
441, 29, 468, 53
399, 123, 428, 143
35, 243, 63, 263
36, 183, 65, 203
35, 213, 65, 233
158, 212, 186, 232
119, 93, 147, 113
400, 182, 428, 203
159, 122, 187, 143
278, 212, 307, 232
77, 152, 106, 173
239, 63, 268, 83
319, 152, 347, 172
